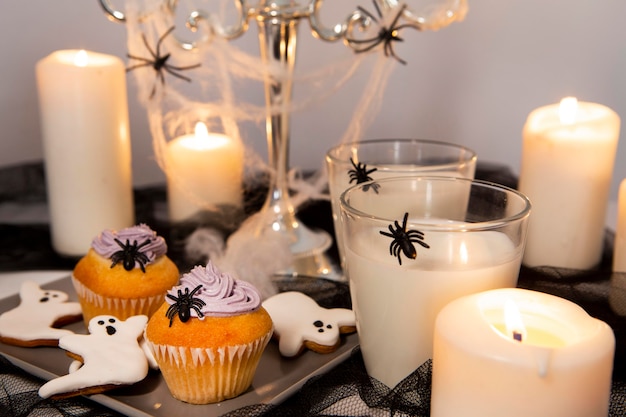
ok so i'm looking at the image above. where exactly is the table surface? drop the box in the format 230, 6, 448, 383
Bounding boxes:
1, 161, 625, 417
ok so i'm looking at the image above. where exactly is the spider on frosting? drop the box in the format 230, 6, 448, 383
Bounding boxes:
110, 238, 152, 272
165, 285, 206, 326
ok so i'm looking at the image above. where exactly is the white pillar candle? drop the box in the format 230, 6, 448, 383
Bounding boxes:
431, 288, 615, 417
36, 49, 134, 257
613, 178, 626, 271
166, 122, 244, 222
518, 97, 620, 269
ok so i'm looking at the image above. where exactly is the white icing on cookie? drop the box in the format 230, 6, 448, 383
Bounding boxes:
38, 315, 150, 399
262, 291, 356, 357
0, 281, 82, 345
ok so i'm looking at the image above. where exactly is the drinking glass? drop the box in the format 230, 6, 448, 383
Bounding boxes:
339, 176, 531, 388
326, 139, 477, 271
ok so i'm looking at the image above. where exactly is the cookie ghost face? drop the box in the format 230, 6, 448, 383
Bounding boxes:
91, 316, 124, 336
262, 291, 356, 357
313, 320, 333, 333
86, 314, 147, 344
37, 289, 68, 304
97, 317, 119, 336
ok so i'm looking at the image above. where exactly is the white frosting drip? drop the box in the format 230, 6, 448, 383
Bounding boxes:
0, 281, 82, 344
38, 315, 150, 399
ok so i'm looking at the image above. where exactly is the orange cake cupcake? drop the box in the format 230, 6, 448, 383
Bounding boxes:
72, 224, 179, 323
145, 261, 273, 404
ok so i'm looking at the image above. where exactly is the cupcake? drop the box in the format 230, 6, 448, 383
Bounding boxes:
72, 224, 179, 324
144, 261, 273, 404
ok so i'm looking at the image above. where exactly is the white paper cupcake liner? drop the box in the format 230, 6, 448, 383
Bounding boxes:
146, 330, 272, 404
71, 275, 164, 319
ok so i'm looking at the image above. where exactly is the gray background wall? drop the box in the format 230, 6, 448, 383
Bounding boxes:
2, 1, 625, 203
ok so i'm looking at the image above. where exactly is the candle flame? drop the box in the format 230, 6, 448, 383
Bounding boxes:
559, 96, 578, 125
178, 122, 230, 151
504, 299, 526, 343
74, 50, 89, 67
194, 122, 209, 139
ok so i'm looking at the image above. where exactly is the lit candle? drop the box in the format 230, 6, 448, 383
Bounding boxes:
518, 97, 620, 269
613, 178, 626, 271
36, 49, 135, 257
431, 288, 615, 417
166, 122, 244, 222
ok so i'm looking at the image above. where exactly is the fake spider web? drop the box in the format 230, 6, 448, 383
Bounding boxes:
122, 0, 467, 205
121, 0, 467, 294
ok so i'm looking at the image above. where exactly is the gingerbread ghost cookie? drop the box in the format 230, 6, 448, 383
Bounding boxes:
38, 314, 150, 399
262, 291, 356, 357
0, 280, 82, 347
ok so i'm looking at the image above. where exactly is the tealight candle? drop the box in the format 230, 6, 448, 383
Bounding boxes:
166, 122, 244, 222
431, 288, 615, 417
518, 97, 620, 269
36, 49, 135, 257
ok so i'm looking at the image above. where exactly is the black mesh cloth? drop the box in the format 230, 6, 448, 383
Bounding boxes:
1, 162, 626, 416
221, 350, 432, 417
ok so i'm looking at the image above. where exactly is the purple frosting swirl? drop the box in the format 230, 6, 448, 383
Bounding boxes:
91, 224, 167, 269
166, 262, 261, 318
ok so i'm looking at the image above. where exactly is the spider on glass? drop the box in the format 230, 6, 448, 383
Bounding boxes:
348, 158, 380, 193
110, 238, 152, 272
126, 26, 201, 98
166, 285, 206, 327
346, 2, 417, 65
380, 212, 430, 265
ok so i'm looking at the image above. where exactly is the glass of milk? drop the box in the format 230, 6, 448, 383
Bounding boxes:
339, 176, 531, 388
325, 139, 477, 275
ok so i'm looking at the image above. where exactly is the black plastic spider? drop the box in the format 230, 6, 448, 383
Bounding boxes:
346, 2, 417, 65
348, 158, 380, 193
166, 285, 206, 327
126, 26, 201, 98
380, 212, 430, 265
110, 238, 152, 272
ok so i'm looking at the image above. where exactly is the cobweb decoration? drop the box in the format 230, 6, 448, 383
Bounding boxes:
121, 0, 467, 290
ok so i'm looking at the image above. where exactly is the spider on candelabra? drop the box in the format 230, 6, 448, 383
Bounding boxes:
126, 26, 201, 98
346, 2, 418, 65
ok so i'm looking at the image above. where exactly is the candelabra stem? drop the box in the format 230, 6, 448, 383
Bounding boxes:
257, 13, 297, 236
256, 4, 337, 278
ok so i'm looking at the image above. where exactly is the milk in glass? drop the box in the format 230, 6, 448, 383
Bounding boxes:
344, 224, 522, 388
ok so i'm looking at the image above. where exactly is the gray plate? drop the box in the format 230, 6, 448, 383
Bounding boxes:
0, 276, 358, 416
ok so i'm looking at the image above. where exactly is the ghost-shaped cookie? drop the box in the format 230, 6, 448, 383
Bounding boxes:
0, 280, 82, 347
38, 314, 150, 399
262, 291, 356, 357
